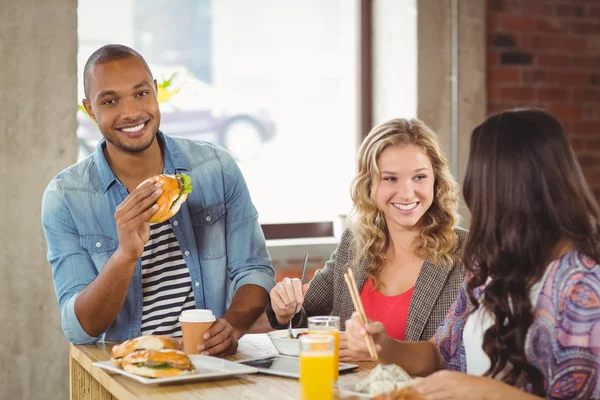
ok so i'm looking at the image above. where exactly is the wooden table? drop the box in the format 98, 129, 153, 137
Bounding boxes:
70, 334, 377, 399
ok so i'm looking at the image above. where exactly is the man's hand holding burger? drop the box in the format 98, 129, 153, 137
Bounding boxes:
114, 178, 163, 263
115, 173, 193, 262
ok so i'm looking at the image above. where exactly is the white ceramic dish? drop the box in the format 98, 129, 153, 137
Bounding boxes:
337, 382, 372, 399
93, 354, 258, 385
337, 378, 423, 399
266, 328, 308, 356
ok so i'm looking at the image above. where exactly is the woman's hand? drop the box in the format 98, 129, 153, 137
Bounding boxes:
345, 312, 390, 357
339, 331, 375, 362
269, 278, 309, 325
414, 370, 541, 400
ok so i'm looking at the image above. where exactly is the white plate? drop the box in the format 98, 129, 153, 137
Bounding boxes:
337, 382, 373, 399
94, 354, 258, 385
337, 379, 423, 399
266, 328, 308, 356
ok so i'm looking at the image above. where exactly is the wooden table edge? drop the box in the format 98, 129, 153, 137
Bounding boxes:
70, 343, 138, 400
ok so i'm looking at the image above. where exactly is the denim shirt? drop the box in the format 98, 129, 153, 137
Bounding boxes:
42, 132, 275, 344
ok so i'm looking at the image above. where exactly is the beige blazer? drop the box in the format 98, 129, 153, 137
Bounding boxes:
267, 227, 468, 341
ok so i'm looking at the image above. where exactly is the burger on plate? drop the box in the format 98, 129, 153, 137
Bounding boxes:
111, 335, 181, 367
122, 349, 195, 378
141, 173, 193, 223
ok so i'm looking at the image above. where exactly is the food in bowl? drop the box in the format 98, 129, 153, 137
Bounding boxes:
286, 331, 309, 339
267, 329, 308, 356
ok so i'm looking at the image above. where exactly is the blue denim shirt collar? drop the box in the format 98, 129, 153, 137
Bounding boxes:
94, 131, 192, 193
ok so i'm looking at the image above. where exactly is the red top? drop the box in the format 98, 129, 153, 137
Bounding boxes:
359, 277, 414, 341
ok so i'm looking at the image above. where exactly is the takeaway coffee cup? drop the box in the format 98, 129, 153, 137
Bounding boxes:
179, 309, 216, 354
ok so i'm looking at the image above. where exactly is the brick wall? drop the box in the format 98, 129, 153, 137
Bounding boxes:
271, 258, 324, 282
487, 0, 600, 197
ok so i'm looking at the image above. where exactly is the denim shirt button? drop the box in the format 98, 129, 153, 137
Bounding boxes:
184, 250, 190, 256
95, 241, 101, 248
205, 215, 211, 222
173, 220, 179, 227
195, 281, 200, 287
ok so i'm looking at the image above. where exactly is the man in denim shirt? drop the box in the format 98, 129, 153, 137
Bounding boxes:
41, 44, 275, 355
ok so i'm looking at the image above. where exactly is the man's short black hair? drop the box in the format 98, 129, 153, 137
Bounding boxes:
83, 44, 152, 99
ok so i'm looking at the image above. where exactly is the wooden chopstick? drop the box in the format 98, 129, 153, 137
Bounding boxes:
343, 269, 379, 361
347, 270, 368, 323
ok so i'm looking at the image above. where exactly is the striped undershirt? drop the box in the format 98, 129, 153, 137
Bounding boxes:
140, 220, 196, 337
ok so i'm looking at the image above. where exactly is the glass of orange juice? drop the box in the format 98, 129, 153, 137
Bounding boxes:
307, 316, 341, 382
299, 334, 335, 400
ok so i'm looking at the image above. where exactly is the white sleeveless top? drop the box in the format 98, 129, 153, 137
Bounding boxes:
463, 274, 547, 376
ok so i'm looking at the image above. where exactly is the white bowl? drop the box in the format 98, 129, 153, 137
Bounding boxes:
267, 328, 308, 356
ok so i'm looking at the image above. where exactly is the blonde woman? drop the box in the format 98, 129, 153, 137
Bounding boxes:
266, 118, 467, 361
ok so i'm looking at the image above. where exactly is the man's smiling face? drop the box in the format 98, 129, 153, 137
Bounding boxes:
82, 56, 161, 154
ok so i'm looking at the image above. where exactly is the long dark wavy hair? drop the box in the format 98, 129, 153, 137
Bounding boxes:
462, 108, 600, 394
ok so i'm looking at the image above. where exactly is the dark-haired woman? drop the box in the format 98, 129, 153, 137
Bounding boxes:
345, 108, 600, 399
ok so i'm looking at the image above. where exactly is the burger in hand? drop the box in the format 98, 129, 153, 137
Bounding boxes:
122, 349, 196, 378
140, 173, 193, 223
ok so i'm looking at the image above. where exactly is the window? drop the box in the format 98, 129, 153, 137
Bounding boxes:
77, 0, 359, 228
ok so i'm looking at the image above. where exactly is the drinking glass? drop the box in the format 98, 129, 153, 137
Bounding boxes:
299, 334, 335, 400
307, 316, 341, 382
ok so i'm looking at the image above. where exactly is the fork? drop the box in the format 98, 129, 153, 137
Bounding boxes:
288, 253, 308, 339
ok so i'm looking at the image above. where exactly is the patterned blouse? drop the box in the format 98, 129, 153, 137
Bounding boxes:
433, 251, 600, 399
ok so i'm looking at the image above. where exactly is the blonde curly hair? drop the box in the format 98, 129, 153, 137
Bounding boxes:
349, 118, 461, 288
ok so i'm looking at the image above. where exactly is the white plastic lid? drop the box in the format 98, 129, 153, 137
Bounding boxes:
179, 309, 216, 323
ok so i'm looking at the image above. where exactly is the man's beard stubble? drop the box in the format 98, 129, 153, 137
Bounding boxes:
103, 123, 159, 154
